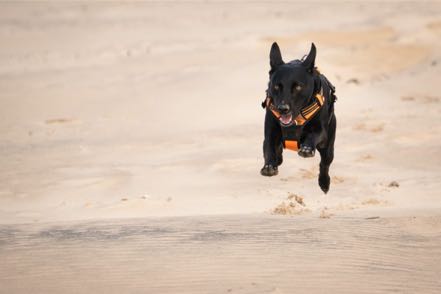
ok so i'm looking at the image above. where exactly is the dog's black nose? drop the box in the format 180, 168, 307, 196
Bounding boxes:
277, 104, 290, 114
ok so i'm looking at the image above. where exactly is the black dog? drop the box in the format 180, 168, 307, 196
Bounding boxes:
261, 42, 337, 193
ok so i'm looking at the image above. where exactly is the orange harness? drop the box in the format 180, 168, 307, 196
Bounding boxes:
264, 88, 325, 151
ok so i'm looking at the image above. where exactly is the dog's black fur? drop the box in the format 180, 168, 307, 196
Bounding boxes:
261, 42, 337, 193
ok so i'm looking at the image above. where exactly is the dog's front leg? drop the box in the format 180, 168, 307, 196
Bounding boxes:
261, 111, 282, 176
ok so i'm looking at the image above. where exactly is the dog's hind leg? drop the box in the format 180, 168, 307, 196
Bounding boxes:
317, 114, 336, 193
261, 111, 283, 176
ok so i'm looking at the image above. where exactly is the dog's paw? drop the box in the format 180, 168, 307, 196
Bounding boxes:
260, 164, 278, 177
298, 145, 315, 158
318, 173, 330, 194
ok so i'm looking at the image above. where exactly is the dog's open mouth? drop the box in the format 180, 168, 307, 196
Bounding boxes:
279, 113, 293, 126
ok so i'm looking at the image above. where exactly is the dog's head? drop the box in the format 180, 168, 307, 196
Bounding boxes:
267, 42, 318, 126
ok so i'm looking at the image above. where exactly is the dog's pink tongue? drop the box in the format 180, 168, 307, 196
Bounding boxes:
280, 114, 292, 125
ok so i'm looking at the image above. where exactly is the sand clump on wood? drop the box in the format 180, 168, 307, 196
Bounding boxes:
362, 198, 389, 206
273, 193, 310, 215
388, 181, 400, 188
273, 201, 309, 216
319, 207, 334, 219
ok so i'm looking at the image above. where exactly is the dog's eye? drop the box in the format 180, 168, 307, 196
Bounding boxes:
292, 83, 302, 92
273, 84, 280, 91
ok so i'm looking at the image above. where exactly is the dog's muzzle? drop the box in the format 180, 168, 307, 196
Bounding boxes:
276, 104, 293, 126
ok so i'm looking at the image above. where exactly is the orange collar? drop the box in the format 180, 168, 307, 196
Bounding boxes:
265, 87, 325, 126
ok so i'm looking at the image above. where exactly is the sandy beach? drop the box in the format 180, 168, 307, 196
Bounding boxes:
1, 1, 441, 293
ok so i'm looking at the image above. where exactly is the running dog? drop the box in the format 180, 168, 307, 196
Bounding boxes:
261, 43, 337, 193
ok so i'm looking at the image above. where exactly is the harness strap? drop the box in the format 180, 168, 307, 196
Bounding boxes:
284, 140, 299, 151
264, 87, 325, 126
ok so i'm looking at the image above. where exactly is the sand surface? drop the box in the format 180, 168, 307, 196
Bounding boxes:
0, 1, 441, 293
1, 215, 441, 294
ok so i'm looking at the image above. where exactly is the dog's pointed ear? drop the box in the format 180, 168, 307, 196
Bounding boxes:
270, 42, 284, 71
301, 43, 316, 72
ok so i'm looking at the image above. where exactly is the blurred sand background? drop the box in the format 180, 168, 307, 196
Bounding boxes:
0, 1, 441, 293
